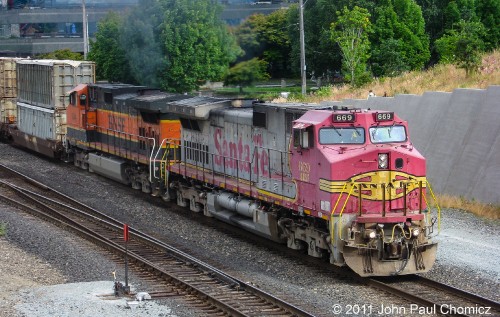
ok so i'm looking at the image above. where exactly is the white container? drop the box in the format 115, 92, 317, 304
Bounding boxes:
16, 102, 66, 141
16, 59, 95, 109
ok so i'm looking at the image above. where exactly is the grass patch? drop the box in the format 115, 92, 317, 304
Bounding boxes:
313, 50, 500, 101
436, 194, 500, 220
0, 222, 6, 237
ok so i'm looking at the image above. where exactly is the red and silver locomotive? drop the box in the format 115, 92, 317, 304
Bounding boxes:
165, 102, 438, 276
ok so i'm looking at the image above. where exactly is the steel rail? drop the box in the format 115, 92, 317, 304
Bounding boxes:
368, 277, 500, 317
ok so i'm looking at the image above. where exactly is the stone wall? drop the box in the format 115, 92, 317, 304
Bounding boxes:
336, 85, 499, 204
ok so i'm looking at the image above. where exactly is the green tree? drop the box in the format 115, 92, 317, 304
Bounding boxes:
287, 0, 342, 81
257, 9, 291, 78
234, 10, 291, 78
330, 6, 372, 86
224, 58, 270, 93
371, 0, 430, 76
371, 38, 410, 77
160, 0, 241, 92
234, 14, 267, 62
88, 12, 133, 83
435, 20, 486, 76
37, 49, 83, 60
120, 0, 165, 88
476, 0, 500, 50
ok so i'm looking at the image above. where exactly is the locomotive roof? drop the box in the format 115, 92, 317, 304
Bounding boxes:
93, 83, 147, 90
255, 101, 353, 113
161, 96, 233, 119
255, 102, 322, 111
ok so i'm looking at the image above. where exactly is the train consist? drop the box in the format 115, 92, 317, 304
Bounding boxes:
0, 58, 440, 276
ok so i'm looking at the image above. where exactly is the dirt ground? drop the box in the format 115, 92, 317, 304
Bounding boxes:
0, 238, 66, 317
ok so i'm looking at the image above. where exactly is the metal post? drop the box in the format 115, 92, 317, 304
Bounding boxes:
125, 239, 129, 290
382, 184, 386, 217
358, 184, 362, 216
419, 181, 423, 214
403, 183, 407, 216
82, 0, 88, 59
299, 0, 306, 96
123, 224, 130, 294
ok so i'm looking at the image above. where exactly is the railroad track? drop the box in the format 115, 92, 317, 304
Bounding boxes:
0, 163, 315, 317
182, 205, 500, 317
368, 275, 500, 317
2, 162, 499, 317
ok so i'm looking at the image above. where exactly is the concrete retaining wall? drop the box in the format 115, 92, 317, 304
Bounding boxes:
336, 85, 499, 204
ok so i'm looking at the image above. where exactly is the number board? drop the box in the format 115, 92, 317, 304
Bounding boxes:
374, 112, 394, 122
333, 113, 356, 123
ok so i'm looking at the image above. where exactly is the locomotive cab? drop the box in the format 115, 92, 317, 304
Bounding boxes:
289, 109, 438, 276
67, 84, 97, 135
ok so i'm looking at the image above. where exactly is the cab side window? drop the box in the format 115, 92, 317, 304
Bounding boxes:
293, 127, 313, 149
80, 94, 87, 106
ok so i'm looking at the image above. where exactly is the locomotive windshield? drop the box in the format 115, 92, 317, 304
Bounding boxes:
369, 125, 406, 143
319, 127, 365, 144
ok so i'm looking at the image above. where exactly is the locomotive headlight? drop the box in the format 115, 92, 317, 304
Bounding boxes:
378, 153, 388, 169
412, 228, 420, 237
364, 230, 377, 239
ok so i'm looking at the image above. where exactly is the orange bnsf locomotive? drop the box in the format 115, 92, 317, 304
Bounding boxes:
3, 60, 440, 276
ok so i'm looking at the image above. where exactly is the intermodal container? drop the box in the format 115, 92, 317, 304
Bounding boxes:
0, 98, 16, 124
16, 59, 95, 109
16, 102, 66, 141
0, 57, 21, 98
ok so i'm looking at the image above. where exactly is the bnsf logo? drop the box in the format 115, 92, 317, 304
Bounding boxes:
108, 114, 125, 132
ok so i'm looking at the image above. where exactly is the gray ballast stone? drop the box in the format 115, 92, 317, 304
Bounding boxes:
15, 281, 178, 317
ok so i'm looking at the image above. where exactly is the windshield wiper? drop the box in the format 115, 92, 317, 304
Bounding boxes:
388, 122, 396, 137
332, 126, 341, 136
350, 124, 362, 136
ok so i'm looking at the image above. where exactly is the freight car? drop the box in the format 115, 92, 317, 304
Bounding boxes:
63, 82, 440, 276
8, 59, 95, 157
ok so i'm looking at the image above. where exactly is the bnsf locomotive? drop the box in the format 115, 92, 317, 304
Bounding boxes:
2, 59, 439, 276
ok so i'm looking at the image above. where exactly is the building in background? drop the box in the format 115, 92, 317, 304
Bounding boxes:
0, 0, 289, 56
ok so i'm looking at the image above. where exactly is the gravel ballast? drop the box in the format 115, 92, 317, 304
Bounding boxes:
1, 143, 499, 316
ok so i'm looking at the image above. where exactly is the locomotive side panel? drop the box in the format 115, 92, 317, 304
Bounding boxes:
209, 108, 254, 181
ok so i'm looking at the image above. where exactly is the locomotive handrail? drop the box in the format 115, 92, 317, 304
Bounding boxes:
421, 181, 441, 233
147, 137, 156, 183
330, 179, 441, 240
153, 138, 171, 181
330, 181, 356, 240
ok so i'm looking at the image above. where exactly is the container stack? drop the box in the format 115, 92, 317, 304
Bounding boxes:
11, 59, 95, 157
15, 59, 95, 141
0, 57, 21, 128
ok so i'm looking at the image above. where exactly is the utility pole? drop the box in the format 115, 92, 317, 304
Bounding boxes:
82, 0, 88, 59
299, 0, 306, 96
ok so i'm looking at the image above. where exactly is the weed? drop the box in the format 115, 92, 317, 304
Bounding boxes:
436, 194, 500, 220
0, 222, 6, 237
